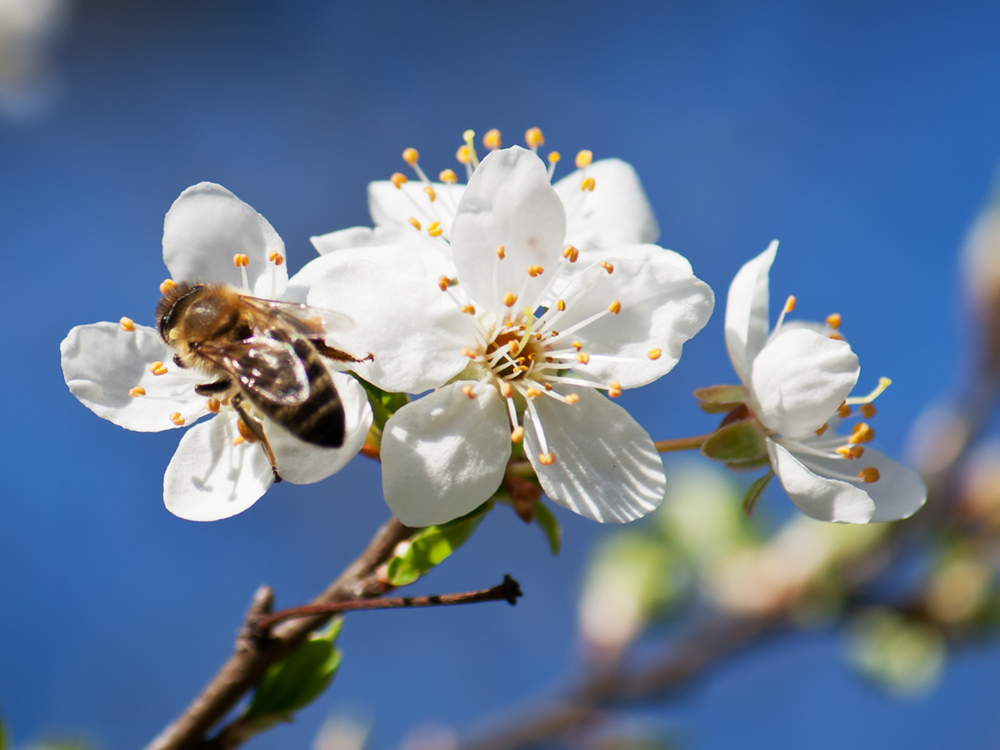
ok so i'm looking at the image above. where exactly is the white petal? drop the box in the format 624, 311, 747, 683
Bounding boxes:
381, 381, 511, 527
524, 388, 665, 523
548, 244, 694, 303
286, 242, 455, 303
751, 328, 859, 438
162, 182, 288, 298
267, 372, 373, 484
307, 259, 475, 393
768, 439, 875, 523
451, 147, 566, 311
61, 322, 209, 432
725, 241, 777, 385
858, 448, 928, 522
554, 158, 659, 251
368, 180, 465, 239
164, 412, 273, 521
552, 259, 715, 389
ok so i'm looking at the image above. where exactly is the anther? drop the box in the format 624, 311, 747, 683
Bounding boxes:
548, 151, 561, 163
508, 340, 520, 353
580, 177, 596, 192
231, 436, 245, 447
268, 251, 284, 265
503, 292, 518, 307
860, 403, 877, 419
169, 412, 185, 427
556, 299, 566, 311
576, 150, 593, 168
128, 387, 146, 397
150, 361, 168, 376
462, 305, 476, 315
572, 341, 583, 350
608, 300, 622, 315
511, 426, 525, 443
206, 398, 221, 414
483, 129, 501, 149
850, 445, 866, 458
233, 254, 249, 268
462, 347, 477, 358
838, 403, 852, 419
120, 317, 136, 332
462, 385, 477, 399
428, 221, 443, 237
402, 148, 419, 166
848, 422, 875, 444
500, 382, 514, 399
438, 276, 452, 291
423, 186, 437, 203
526, 388, 542, 399
608, 381, 622, 398
525, 127, 545, 149
829, 332, 844, 341
538, 451, 556, 466
784, 296, 796, 313
390, 172, 408, 189
564, 393, 580, 404
439, 169, 458, 184
561, 245, 579, 262
836, 446, 854, 459
496, 245, 506, 260
826, 312, 842, 329
527, 265, 544, 277
160, 279, 178, 295
408, 217, 422, 231
456, 145, 472, 164
648, 348, 662, 360
576, 352, 591, 364
600, 261, 614, 274
858, 467, 881, 483
815, 424, 829, 436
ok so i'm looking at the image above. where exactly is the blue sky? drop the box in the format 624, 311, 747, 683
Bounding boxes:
3, 1, 1000, 748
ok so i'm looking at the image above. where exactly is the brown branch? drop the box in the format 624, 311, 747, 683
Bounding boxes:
145, 516, 414, 750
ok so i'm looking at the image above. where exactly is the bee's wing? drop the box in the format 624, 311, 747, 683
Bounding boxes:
241, 296, 355, 337
196, 336, 311, 406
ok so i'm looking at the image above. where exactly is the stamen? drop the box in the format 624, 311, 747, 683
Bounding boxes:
500, 381, 514, 398
461, 347, 477, 358
402, 148, 419, 167
160, 279, 177, 295
850, 445, 865, 458
462, 129, 480, 169
564, 393, 580, 404
848, 423, 875, 444
608, 381, 622, 398
826, 312, 842, 329
169, 412, 185, 427
423, 186, 437, 203
439, 169, 458, 184
556, 299, 566, 311
838, 403, 852, 418
836, 446, 854, 459
233, 254, 249, 268
527, 265, 544, 277
496, 245, 506, 260
462, 385, 477, 399
547, 151, 560, 180
525, 127, 545, 151
599, 261, 614, 274
207, 398, 221, 414
438, 276, 452, 291
608, 300, 621, 315
483, 129, 501, 150
648, 349, 662, 360
860, 403, 877, 419
408, 217, 422, 231
829, 332, 844, 341
572, 341, 583, 350
538, 452, 556, 465
128, 387, 146, 397
526, 388, 542, 399
462, 305, 476, 315
774, 295, 795, 330
858, 467, 881, 483
391, 172, 408, 189
815, 424, 829, 437
576, 150, 593, 168
511, 426, 524, 443
120, 317, 136, 332
150, 361, 168, 376
268, 251, 284, 266
561, 245, 579, 262
845, 377, 892, 406
232, 436, 245, 447
576, 352, 591, 364
580, 176, 596, 192
503, 292, 518, 307
427, 221, 443, 237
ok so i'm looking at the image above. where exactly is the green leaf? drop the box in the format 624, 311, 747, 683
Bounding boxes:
742, 470, 774, 517
531, 500, 562, 555
386, 502, 492, 586
700, 418, 768, 464
246, 619, 344, 723
693, 384, 748, 413
350, 375, 409, 432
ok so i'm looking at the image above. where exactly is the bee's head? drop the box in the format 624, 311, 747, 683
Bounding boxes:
156, 282, 204, 344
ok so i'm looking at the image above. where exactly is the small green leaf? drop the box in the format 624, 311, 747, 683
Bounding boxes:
742, 470, 774, 517
693, 384, 748, 413
531, 500, 561, 555
700, 418, 768, 464
386, 502, 492, 586
350, 375, 409, 432
246, 619, 344, 723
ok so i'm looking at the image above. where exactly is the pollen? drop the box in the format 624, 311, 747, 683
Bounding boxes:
500, 381, 514, 399
525, 127, 545, 149
128, 386, 146, 397
576, 150, 593, 168
648, 348, 662, 360
556, 299, 566, 311
564, 393, 580, 404
462, 385, 477, 399
526, 388, 542, 399
826, 312, 842, 329
439, 169, 458, 184
438, 276, 451, 291
233, 254, 249, 268
576, 352, 591, 364
608, 381, 622, 398
402, 147, 419, 166
838, 403, 852, 419
783, 295, 796, 313
268, 251, 284, 266
427, 221, 443, 237
600, 261, 614, 274
120, 317, 136, 332
169, 412, 185, 427
580, 177, 596, 192
548, 151, 561, 164
858, 467, 881, 483
503, 291, 518, 307
496, 245, 506, 260
462, 304, 476, 315
527, 265, 544, 277
390, 172, 408, 189
160, 279, 178, 295
150, 361, 168, 376
408, 217, 422, 231
206, 398, 221, 414
538, 451, 556, 466
608, 300, 622, 315
561, 245, 579, 262
860, 403, 877, 419
456, 145, 472, 164
483, 129, 501, 149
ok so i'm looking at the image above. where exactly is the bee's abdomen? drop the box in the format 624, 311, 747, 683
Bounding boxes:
278, 341, 345, 448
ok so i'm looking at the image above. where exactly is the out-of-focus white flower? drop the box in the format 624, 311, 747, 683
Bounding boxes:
0, 0, 68, 117
310, 146, 714, 527
724, 242, 926, 523
61, 183, 372, 521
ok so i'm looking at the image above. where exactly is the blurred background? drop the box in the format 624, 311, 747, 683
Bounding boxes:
3, 1, 1000, 748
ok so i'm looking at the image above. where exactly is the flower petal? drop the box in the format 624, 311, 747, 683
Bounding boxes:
554, 158, 659, 251
162, 182, 288, 298
451, 146, 566, 311
267, 372, 373, 484
552, 259, 715, 389
725, 241, 777, 385
164, 412, 273, 521
368, 180, 465, 239
61, 322, 209, 432
767, 439, 875, 523
858, 448, 928, 522
307, 259, 474, 393
524, 387, 665, 523
751, 327, 859, 438
381, 381, 511, 527
548, 244, 694, 303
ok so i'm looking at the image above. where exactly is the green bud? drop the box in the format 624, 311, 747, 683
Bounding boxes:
700, 418, 768, 464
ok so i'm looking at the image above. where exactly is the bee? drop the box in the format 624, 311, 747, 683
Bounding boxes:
156, 282, 370, 482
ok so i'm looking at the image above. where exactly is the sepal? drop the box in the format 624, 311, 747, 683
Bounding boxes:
693, 384, 749, 414
700, 418, 768, 465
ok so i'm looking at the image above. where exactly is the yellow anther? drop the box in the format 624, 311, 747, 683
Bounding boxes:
463, 128, 475, 142
836, 446, 854, 459
576, 352, 591, 364
206, 398, 221, 414
526, 388, 543, 399
548, 151, 561, 164
231, 436, 245, 447
503, 292, 518, 307
402, 147, 419, 166
268, 251, 284, 266
390, 172, 408, 189
237, 419, 257, 442
550, 330, 559, 336
826, 312, 842, 329
572, 341, 583, 350
648, 348, 662, 360
483, 129, 501, 149
160, 279, 178, 295
500, 381, 514, 399
829, 331, 844, 341
169, 412, 185, 427
564, 393, 580, 405
848, 422, 875, 444
525, 127, 545, 149
508, 340, 520, 353
860, 403, 877, 419
439, 169, 458, 184
575, 149, 593, 168
783, 295, 796, 313
120, 317, 136, 332
608, 381, 622, 398
511, 426, 525, 443
608, 300, 622, 315
438, 276, 451, 291
858, 467, 881, 483
408, 217, 422, 231
850, 445, 866, 458
600, 261, 614, 274
538, 451, 556, 466
527, 265, 544, 277
580, 177, 596, 192
233, 254, 249, 268
461, 347, 477, 358
128, 386, 146, 397
422, 185, 437, 203
535, 332, 542, 340
838, 403, 852, 419
496, 245, 506, 260
462, 385, 477, 399
543, 382, 552, 390
150, 361, 168, 376
561, 245, 579, 262
815, 424, 829, 437
456, 145, 472, 164
427, 221, 443, 237
461, 305, 476, 315
556, 299, 566, 311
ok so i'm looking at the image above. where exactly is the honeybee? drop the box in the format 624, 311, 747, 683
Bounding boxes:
156, 282, 370, 482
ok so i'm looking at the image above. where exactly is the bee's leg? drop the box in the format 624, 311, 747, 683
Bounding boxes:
313, 340, 374, 364
231, 394, 283, 483
194, 378, 232, 396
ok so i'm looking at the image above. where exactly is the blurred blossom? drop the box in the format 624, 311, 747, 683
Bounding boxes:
0, 0, 68, 118
313, 713, 371, 750
847, 608, 946, 696
924, 553, 992, 625
956, 439, 1000, 525
961, 185, 1000, 369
